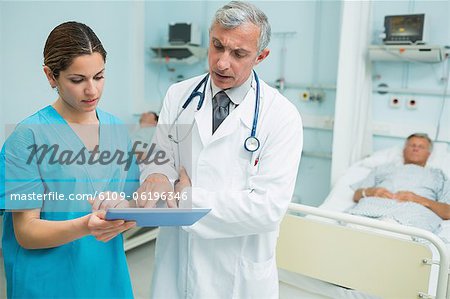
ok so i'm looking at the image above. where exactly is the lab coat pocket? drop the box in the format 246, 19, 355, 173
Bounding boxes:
233, 255, 278, 299
232, 155, 259, 190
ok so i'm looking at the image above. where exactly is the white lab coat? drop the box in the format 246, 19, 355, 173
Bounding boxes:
141, 73, 303, 299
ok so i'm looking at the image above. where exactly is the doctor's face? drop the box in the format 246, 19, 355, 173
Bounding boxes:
51, 52, 105, 114
403, 137, 431, 167
208, 22, 269, 90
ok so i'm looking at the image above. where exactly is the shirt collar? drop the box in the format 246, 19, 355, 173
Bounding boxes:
211, 72, 254, 105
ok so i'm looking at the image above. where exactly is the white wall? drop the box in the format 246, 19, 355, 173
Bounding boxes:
3, 1, 447, 208
0, 1, 342, 207
370, 1, 450, 150
0, 1, 144, 143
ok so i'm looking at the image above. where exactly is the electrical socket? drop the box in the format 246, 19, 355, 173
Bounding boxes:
300, 89, 325, 102
406, 98, 418, 110
310, 90, 325, 102
300, 91, 310, 101
389, 97, 401, 108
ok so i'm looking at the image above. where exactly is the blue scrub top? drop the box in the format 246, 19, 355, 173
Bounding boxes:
0, 106, 140, 298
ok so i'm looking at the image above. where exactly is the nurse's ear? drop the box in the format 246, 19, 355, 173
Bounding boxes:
43, 65, 58, 89
254, 48, 270, 66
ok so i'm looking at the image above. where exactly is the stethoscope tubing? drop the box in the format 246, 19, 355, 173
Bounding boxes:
169, 70, 260, 152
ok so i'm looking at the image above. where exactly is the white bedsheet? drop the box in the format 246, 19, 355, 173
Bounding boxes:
279, 269, 379, 299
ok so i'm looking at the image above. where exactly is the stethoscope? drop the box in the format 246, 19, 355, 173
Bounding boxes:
168, 70, 260, 152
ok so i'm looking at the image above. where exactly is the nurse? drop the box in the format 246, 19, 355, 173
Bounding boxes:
0, 22, 138, 298
138, 1, 303, 298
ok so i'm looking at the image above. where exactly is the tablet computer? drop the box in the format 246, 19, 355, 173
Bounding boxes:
105, 208, 211, 227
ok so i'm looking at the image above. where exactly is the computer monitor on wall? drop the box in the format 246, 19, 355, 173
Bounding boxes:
383, 14, 425, 45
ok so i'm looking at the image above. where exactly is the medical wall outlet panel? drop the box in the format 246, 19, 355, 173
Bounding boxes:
389, 97, 401, 108
368, 45, 443, 63
406, 98, 418, 110
169, 23, 201, 46
300, 89, 325, 103
301, 91, 310, 101
445, 46, 450, 59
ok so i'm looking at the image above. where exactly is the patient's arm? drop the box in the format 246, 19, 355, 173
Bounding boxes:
353, 187, 394, 203
395, 191, 450, 220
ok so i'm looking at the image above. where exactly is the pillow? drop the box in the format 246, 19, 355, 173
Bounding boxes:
443, 155, 450, 178
358, 146, 403, 169
427, 142, 450, 175
320, 164, 372, 212
359, 143, 449, 172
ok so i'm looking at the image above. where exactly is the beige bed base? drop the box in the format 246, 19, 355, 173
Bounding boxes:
277, 203, 450, 299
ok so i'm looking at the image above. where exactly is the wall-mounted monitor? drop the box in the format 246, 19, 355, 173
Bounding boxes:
169, 23, 201, 46
384, 14, 425, 45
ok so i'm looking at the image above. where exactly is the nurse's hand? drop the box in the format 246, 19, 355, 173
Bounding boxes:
90, 191, 130, 211
87, 210, 136, 242
136, 173, 173, 208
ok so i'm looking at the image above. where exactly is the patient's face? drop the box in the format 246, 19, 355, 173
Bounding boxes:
403, 137, 431, 167
139, 113, 157, 127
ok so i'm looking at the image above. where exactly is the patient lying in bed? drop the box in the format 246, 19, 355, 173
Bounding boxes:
348, 133, 450, 233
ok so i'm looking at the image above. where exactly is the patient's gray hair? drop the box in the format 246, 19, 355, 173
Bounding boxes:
211, 1, 271, 54
405, 133, 433, 151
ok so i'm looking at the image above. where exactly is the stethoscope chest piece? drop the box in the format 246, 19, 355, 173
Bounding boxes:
244, 136, 260, 152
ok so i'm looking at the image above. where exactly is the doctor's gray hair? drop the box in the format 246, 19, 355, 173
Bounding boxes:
211, 1, 271, 54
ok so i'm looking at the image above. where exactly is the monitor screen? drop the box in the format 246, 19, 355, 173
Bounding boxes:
169, 23, 191, 45
384, 14, 425, 44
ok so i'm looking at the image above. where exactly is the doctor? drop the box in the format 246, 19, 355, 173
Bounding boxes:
138, 1, 303, 298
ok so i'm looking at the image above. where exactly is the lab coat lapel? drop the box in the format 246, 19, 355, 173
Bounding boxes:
209, 111, 239, 144
192, 76, 260, 146
238, 87, 256, 131
209, 87, 255, 144
193, 92, 213, 147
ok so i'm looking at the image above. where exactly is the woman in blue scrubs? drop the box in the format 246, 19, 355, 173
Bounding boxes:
0, 21, 139, 298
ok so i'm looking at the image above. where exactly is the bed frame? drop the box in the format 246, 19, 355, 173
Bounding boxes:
277, 203, 450, 299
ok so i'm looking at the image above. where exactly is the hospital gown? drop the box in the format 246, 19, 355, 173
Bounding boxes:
348, 164, 450, 232
0, 106, 139, 298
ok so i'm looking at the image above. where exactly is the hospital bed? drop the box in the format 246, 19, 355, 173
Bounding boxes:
277, 143, 450, 299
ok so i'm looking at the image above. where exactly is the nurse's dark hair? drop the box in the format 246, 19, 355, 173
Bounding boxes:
211, 1, 271, 54
43, 21, 107, 78
405, 133, 433, 151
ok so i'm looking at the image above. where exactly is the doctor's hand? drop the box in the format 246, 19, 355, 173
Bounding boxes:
136, 173, 173, 208
172, 167, 191, 208
87, 210, 136, 242
89, 191, 131, 211
175, 167, 191, 193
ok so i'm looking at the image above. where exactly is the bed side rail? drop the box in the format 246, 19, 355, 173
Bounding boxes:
276, 203, 450, 299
